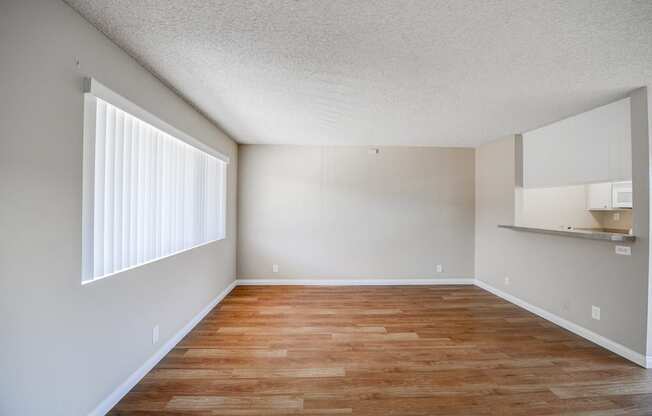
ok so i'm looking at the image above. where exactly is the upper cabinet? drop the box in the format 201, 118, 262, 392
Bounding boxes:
585, 182, 613, 210
521, 98, 631, 188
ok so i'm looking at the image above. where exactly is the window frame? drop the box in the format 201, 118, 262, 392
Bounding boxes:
81, 78, 229, 284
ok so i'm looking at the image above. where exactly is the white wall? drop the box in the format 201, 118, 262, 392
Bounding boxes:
522, 97, 632, 187
0, 1, 237, 415
237, 145, 475, 280
516, 184, 634, 232
517, 185, 601, 229
475, 88, 650, 356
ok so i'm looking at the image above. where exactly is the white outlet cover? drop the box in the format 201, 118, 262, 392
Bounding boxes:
272, 264, 279, 273
615, 245, 631, 256
591, 306, 601, 320
613, 212, 621, 221
152, 325, 160, 344
504, 276, 510, 285
436, 264, 443, 273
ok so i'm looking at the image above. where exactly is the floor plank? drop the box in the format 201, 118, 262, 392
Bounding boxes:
108, 285, 652, 415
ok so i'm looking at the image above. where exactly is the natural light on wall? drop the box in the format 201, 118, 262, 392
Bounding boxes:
81, 78, 228, 283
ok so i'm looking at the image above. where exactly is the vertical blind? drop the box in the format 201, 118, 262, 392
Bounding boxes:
82, 97, 226, 282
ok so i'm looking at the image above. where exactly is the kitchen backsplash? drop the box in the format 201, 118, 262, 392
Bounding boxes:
592, 210, 633, 231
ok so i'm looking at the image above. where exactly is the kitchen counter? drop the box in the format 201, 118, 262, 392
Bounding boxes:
498, 224, 635, 242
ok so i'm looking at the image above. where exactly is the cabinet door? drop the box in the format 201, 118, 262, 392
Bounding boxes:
586, 183, 612, 210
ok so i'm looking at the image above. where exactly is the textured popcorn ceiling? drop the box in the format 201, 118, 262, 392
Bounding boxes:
65, 0, 652, 146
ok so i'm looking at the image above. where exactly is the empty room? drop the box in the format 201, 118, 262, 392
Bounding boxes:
3, 0, 652, 415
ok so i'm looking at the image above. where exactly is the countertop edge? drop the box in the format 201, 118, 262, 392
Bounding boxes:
498, 225, 636, 242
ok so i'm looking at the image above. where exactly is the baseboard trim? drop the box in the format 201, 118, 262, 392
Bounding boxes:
474, 279, 649, 368
89, 280, 237, 416
236, 278, 475, 286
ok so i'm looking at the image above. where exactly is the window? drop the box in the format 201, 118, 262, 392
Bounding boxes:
81, 78, 228, 283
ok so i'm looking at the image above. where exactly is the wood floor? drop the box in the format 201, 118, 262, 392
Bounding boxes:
109, 285, 652, 415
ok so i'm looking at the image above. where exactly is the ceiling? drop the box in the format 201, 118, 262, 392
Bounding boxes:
65, 0, 652, 147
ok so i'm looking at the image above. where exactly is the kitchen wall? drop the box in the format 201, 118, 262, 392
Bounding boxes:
237, 145, 475, 280
517, 185, 633, 231
595, 210, 633, 231
0, 1, 237, 415
475, 89, 649, 356
517, 185, 601, 229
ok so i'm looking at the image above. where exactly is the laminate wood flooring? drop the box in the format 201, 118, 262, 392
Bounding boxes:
108, 285, 652, 415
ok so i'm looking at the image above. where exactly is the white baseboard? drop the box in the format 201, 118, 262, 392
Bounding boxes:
236, 278, 475, 286
89, 280, 237, 416
474, 279, 650, 368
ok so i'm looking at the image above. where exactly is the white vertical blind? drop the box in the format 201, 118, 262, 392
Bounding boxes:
82, 97, 226, 282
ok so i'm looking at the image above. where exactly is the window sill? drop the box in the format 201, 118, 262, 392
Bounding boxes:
81, 237, 225, 285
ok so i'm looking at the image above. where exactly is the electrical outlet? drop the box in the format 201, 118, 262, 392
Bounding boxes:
152, 325, 160, 344
615, 245, 631, 256
504, 276, 510, 286
591, 306, 601, 320
613, 212, 621, 221
436, 264, 443, 273
272, 264, 279, 273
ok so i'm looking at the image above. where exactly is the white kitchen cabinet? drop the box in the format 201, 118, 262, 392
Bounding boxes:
585, 182, 612, 210
522, 98, 631, 188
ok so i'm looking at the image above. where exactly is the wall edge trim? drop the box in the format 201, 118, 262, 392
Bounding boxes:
235, 278, 475, 286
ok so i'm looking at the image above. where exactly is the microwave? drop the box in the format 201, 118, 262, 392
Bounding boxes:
612, 181, 633, 209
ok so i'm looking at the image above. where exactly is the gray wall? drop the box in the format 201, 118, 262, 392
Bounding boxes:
475, 89, 650, 355
237, 145, 475, 280
0, 1, 237, 415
